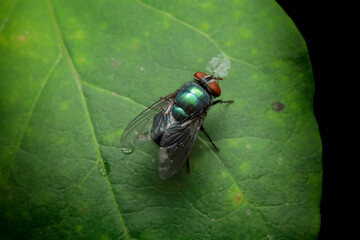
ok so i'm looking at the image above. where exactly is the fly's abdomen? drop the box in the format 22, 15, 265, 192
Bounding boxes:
172, 82, 211, 121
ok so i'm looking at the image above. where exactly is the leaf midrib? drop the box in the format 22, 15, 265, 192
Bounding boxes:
46, 0, 130, 238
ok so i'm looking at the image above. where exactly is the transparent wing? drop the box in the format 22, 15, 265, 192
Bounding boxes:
158, 115, 205, 180
120, 92, 177, 148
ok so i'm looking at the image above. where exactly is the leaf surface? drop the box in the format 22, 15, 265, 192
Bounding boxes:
0, 0, 322, 239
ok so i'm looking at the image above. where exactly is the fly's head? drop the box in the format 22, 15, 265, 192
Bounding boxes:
193, 72, 222, 97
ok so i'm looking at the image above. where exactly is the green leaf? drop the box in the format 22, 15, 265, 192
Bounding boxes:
0, 0, 322, 239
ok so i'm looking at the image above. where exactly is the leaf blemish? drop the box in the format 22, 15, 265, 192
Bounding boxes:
111, 57, 121, 67
205, 53, 231, 78
236, 192, 242, 202
271, 101, 285, 112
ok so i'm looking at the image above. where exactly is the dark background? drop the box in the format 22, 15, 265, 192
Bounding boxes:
275, 1, 337, 239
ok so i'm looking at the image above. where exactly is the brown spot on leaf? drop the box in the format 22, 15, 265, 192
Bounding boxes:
111, 57, 121, 67
19, 35, 26, 41
236, 192, 242, 202
78, 207, 87, 215
271, 101, 285, 112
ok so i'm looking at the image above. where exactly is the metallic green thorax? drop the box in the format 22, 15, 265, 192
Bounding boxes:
172, 82, 211, 121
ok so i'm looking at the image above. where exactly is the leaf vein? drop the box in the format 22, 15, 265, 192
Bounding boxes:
11, 45, 63, 163
198, 137, 272, 235
81, 80, 147, 109
135, 0, 257, 69
173, 178, 212, 220
58, 160, 100, 226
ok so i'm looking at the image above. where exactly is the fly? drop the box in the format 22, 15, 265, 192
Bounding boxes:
120, 72, 234, 180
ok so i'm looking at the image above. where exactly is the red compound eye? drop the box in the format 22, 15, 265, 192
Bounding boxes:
208, 81, 221, 97
194, 72, 208, 79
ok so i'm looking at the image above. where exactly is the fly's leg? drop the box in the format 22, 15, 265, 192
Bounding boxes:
185, 100, 232, 173
212, 99, 234, 106
199, 100, 233, 152
200, 125, 220, 151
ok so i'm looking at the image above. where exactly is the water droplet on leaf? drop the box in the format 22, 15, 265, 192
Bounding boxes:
121, 147, 134, 154
98, 160, 110, 176
98, 165, 108, 176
